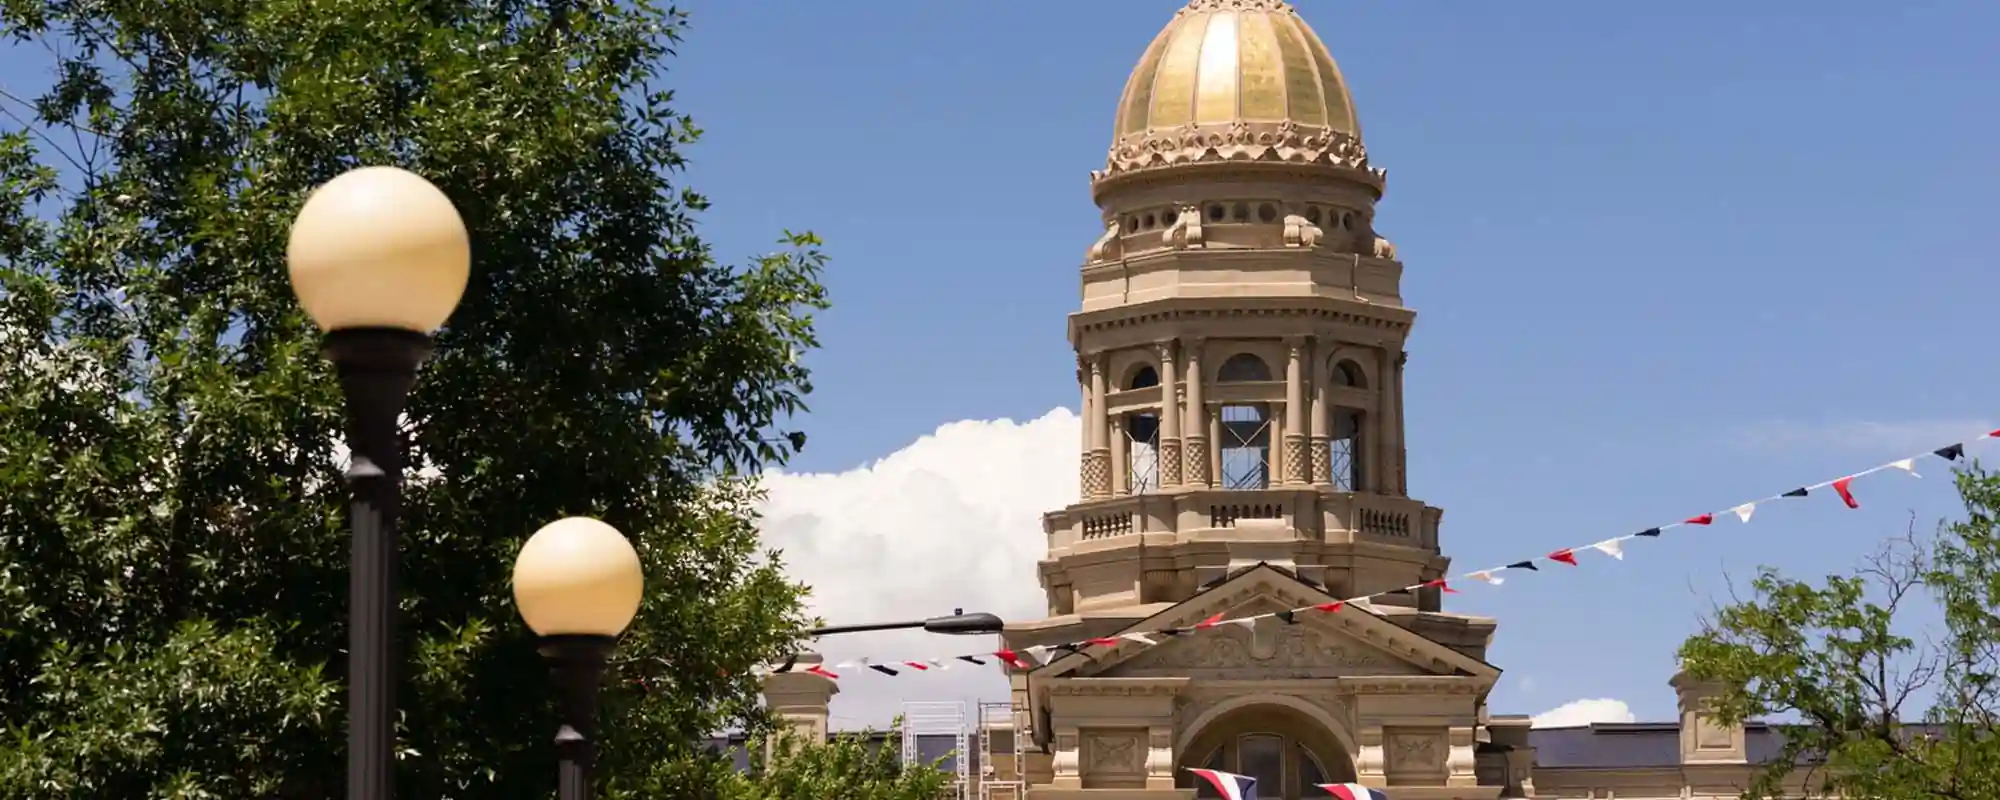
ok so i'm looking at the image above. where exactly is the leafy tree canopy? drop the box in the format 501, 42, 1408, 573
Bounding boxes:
0, 0, 913, 796
1680, 467, 2000, 799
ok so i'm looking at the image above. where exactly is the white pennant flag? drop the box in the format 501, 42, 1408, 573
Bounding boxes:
1731, 503, 1757, 523
1349, 596, 1377, 613
1225, 616, 1259, 630
1467, 570, 1505, 586
925, 659, 951, 671
1122, 632, 1158, 646
1024, 646, 1053, 665
835, 660, 860, 670
1588, 538, 1626, 560
1890, 458, 1920, 477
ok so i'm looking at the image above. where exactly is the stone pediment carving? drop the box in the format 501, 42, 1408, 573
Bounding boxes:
1087, 618, 1423, 679
1035, 564, 1499, 682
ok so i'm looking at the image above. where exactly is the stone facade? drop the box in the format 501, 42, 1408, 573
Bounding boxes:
755, 1, 1836, 798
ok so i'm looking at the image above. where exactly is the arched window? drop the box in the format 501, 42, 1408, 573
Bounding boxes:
1218, 353, 1272, 383
1125, 366, 1162, 492
1328, 359, 1366, 388
1186, 734, 1332, 799
1216, 353, 1273, 489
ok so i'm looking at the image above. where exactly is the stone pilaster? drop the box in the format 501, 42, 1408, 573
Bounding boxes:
759, 651, 837, 760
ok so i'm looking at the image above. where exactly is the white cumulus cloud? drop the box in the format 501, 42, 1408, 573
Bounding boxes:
1531, 698, 1636, 728
757, 408, 1080, 730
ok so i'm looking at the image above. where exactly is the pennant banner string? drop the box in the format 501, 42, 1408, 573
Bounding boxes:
758, 426, 1999, 680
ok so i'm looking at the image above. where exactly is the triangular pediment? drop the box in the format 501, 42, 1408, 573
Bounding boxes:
1038, 565, 1497, 681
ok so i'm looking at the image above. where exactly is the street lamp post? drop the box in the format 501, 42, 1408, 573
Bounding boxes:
512, 517, 646, 800
807, 609, 1005, 638
287, 166, 471, 800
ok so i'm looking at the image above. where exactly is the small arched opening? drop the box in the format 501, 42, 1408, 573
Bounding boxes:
1326, 359, 1367, 492
1215, 354, 1272, 490
1125, 366, 1162, 493
1179, 703, 1356, 799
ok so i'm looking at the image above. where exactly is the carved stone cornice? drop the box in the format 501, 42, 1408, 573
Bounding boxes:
1046, 677, 1191, 697
1093, 125, 1385, 188
1335, 676, 1497, 695
1181, 0, 1293, 12
1070, 303, 1414, 340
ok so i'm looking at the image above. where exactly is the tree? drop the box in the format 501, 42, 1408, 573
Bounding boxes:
722, 725, 953, 800
0, 0, 867, 796
1678, 466, 2000, 799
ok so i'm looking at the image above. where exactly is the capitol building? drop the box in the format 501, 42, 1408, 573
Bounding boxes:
757, 1, 1814, 798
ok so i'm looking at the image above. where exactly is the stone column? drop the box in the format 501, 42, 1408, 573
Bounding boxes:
1157, 341, 1182, 487
760, 651, 838, 759
1086, 355, 1111, 499
1182, 338, 1209, 487
1391, 351, 1409, 495
1109, 415, 1128, 496
1051, 727, 1083, 789
1078, 359, 1092, 498
1145, 726, 1176, 790
1283, 338, 1308, 485
1354, 726, 1387, 786
1309, 341, 1331, 486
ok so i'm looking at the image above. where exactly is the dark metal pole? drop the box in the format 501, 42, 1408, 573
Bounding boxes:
542, 634, 616, 800
807, 620, 927, 637
329, 327, 432, 800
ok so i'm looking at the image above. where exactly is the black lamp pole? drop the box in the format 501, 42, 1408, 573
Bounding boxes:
541, 634, 618, 800
807, 609, 1005, 638
329, 327, 433, 800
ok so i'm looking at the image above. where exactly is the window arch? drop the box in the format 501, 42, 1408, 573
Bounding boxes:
1125, 365, 1160, 390
1327, 358, 1366, 388
1218, 353, 1272, 383
1328, 409, 1363, 491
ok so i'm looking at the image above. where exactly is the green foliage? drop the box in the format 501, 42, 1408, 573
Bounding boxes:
722, 726, 953, 800
1679, 466, 2000, 799
0, 0, 861, 796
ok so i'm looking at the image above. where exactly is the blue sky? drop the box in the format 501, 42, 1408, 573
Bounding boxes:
3, 0, 1992, 729
675, 0, 2000, 726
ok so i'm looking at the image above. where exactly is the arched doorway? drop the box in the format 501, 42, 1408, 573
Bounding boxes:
1178, 703, 1356, 799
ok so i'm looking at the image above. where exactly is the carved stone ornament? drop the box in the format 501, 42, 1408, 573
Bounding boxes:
1162, 204, 1205, 250
1160, 439, 1184, 487
1083, 450, 1112, 498
1386, 731, 1444, 775
1182, 0, 1293, 11
1107, 619, 1416, 679
1095, 123, 1384, 185
1369, 234, 1397, 261
1282, 213, 1323, 249
1184, 437, 1211, 486
1085, 733, 1142, 776
1087, 221, 1122, 264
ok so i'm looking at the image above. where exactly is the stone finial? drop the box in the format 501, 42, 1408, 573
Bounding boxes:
761, 651, 838, 750
1671, 670, 1746, 764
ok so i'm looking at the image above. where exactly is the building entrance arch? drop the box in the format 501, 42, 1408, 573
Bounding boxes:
1177, 698, 1357, 799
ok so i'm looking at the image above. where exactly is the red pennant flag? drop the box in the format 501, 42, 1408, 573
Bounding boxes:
1831, 477, 1860, 509
1988, 429, 2000, 439
1195, 613, 1226, 629
806, 665, 839, 680
1086, 637, 1121, 647
1421, 578, 1459, 593
1313, 601, 1345, 613
1684, 514, 1714, 526
902, 661, 930, 671
994, 649, 1032, 669
1548, 549, 1578, 566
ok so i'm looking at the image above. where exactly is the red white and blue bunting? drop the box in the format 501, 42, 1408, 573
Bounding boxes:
759, 427, 2000, 681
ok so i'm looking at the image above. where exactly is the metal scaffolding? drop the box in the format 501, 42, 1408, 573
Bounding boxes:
977, 701, 1023, 800
902, 701, 970, 800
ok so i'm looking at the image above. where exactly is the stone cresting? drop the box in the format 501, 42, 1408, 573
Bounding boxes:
1095, 123, 1383, 186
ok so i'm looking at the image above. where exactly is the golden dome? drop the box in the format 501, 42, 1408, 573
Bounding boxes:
1096, 0, 1379, 185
